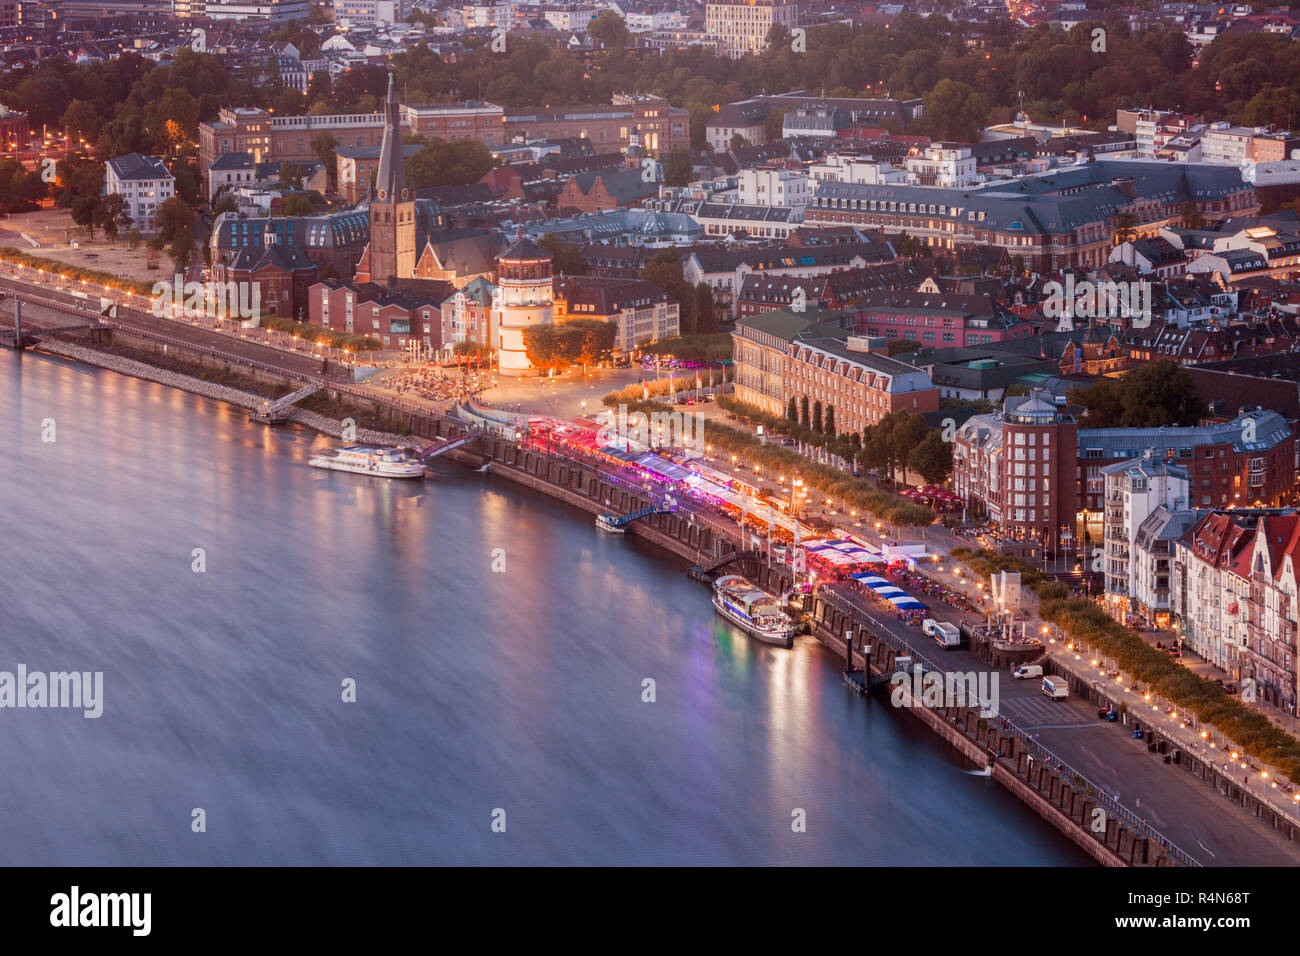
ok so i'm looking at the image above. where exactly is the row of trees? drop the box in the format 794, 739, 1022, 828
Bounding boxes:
722, 392, 955, 487
2, 16, 1293, 168
522, 319, 617, 372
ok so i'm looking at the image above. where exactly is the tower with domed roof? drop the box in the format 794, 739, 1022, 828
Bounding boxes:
495, 235, 554, 376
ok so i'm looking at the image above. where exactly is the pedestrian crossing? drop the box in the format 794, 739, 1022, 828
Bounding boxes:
1001, 695, 1092, 728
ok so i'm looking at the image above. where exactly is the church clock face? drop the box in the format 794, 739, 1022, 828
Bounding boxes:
401, 188, 409, 199
378, 189, 387, 200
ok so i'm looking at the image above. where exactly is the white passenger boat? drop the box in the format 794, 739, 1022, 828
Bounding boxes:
712, 574, 797, 647
308, 445, 426, 479
595, 514, 626, 533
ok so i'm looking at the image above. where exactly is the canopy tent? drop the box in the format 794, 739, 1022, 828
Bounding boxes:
850, 572, 927, 612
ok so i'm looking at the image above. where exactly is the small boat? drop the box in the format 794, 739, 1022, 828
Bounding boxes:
308, 445, 426, 479
595, 514, 625, 533
712, 574, 796, 647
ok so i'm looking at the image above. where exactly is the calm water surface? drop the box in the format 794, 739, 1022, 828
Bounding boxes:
0, 350, 1090, 865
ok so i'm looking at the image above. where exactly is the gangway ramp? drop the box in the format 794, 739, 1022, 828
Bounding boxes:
249, 381, 323, 424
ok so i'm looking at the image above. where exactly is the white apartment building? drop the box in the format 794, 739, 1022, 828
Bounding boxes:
625, 10, 682, 32
105, 153, 175, 234
1100, 454, 1189, 627
904, 144, 977, 188
333, 0, 410, 26
808, 153, 907, 185
736, 167, 811, 208
203, 0, 311, 20
1132, 506, 1200, 631
461, 2, 515, 28
543, 6, 599, 31
705, 0, 798, 59
1200, 124, 1258, 166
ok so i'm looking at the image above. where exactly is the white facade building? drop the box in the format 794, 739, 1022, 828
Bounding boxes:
904, 144, 977, 188
105, 153, 175, 234
704, 0, 798, 59
808, 153, 907, 185
203, 0, 311, 21
1101, 454, 1191, 626
736, 167, 811, 208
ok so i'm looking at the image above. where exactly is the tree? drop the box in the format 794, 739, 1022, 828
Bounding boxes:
0, 158, 47, 214
729, 133, 749, 150
212, 193, 238, 217
150, 196, 197, 275
908, 430, 954, 485
311, 131, 338, 182
824, 404, 835, 436
537, 232, 589, 275
663, 148, 692, 187
406, 137, 494, 189
1069, 360, 1209, 428
787, 397, 798, 423
70, 195, 101, 238
800, 395, 810, 428
812, 400, 823, 433
94, 194, 132, 244
587, 10, 630, 48
764, 108, 790, 142
641, 249, 696, 333
694, 283, 718, 334
61, 99, 102, 143
277, 194, 316, 216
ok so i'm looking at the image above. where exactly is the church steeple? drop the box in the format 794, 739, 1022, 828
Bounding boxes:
364, 72, 417, 288
374, 72, 407, 202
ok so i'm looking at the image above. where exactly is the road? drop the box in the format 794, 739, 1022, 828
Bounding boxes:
0, 275, 343, 382
826, 579, 1300, 866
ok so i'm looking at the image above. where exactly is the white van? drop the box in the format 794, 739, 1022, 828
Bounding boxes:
1012, 664, 1043, 680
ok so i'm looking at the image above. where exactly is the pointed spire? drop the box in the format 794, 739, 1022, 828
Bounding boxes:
374, 71, 406, 202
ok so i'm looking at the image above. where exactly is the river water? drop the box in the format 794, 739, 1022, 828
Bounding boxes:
0, 350, 1090, 865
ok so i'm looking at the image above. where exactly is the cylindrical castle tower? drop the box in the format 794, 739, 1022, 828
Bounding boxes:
495, 237, 554, 376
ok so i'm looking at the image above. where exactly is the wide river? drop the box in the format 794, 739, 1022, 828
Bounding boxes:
0, 350, 1089, 865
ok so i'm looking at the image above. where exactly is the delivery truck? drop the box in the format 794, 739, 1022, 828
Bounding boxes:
923, 618, 961, 648
1042, 675, 1069, 700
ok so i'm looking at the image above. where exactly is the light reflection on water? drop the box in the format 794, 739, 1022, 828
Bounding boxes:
0, 350, 1090, 865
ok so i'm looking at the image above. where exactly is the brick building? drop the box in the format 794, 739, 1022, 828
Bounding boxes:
850, 290, 1034, 347
954, 399, 1295, 554
307, 277, 453, 350
211, 240, 318, 322
732, 309, 940, 437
